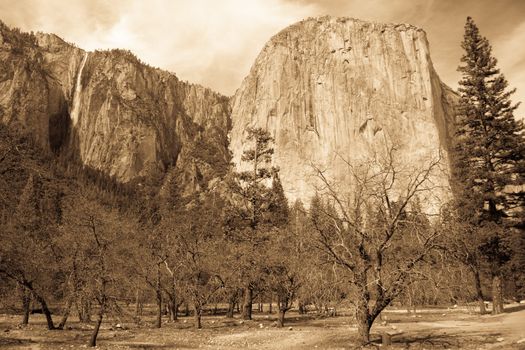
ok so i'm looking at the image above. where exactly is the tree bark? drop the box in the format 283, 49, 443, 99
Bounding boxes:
88, 308, 104, 347
298, 301, 306, 315
492, 273, 504, 314
473, 268, 487, 314
32, 293, 55, 330
194, 305, 202, 329
241, 286, 253, 320
155, 264, 162, 328
226, 303, 234, 318
355, 285, 372, 345
226, 292, 236, 318
277, 295, 289, 327
277, 309, 286, 327
356, 309, 372, 345
57, 297, 74, 330
21, 288, 31, 325
135, 288, 142, 317
168, 299, 178, 321
79, 299, 92, 323
169, 275, 177, 321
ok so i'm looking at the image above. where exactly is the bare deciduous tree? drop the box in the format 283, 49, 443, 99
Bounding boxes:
310, 146, 445, 345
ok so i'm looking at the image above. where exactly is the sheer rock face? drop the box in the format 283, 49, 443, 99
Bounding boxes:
0, 28, 73, 150
0, 22, 230, 182
64, 49, 230, 180
1, 17, 457, 202
230, 17, 457, 203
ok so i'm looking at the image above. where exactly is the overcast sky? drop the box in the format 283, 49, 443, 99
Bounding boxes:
1, 0, 524, 116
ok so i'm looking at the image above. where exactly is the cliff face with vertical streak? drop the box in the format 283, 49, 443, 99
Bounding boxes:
230, 16, 457, 204
0, 21, 231, 185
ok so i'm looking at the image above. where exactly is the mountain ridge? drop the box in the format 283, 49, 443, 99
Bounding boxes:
0, 16, 457, 203
0, 19, 231, 193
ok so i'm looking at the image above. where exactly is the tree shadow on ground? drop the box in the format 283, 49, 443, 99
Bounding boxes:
0, 337, 36, 346
505, 304, 525, 313
110, 342, 183, 349
384, 329, 505, 349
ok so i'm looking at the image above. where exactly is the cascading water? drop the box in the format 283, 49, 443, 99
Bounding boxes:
70, 52, 88, 126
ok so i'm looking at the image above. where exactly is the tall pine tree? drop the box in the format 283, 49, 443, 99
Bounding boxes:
229, 127, 277, 320
452, 16, 525, 314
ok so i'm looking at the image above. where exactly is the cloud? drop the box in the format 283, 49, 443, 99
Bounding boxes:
0, 0, 523, 117
0, 0, 315, 95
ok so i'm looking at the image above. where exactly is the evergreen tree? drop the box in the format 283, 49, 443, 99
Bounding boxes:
452, 16, 525, 314
238, 127, 275, 229
226, 127, 278, 320
267, 170, 289, 227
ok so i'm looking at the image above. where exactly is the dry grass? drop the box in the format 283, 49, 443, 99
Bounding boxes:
1, 305, 525, 349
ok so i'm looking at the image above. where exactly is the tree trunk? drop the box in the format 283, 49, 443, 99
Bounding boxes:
473, 268, 487, 314
155, 291, 162, 327
57, 297, 74, 330
41, 300, 55, 330
155, 264, 162, 328
226, 303, 234, 318
135, 288, 142, 317
21, 289, 31, 325
226, 292, 236, 318
168, 299, 178, 321
241, 286, 253, 320
194, 305, 202, 329
268, 299, 272, 314
298, 301, 306, 315
184, 303, 189, 317
356, 311, 372, 345
88, 308, 103, 347
277, 295, 288, 328
355, 291, 372, 345
492, 273, 504, 314
277, 309, 286, 327
32, 293, 55, 330
79, 299, 92, 323
169, 275, 177, 321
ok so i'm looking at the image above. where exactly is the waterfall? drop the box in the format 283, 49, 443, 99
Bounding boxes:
70, 52, 88, 126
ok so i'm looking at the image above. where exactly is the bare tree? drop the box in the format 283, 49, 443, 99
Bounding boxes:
61, 187, 136, 347
442, 213, 488, 314
172, 192, 225, 329
310, 146, 445, 345
0, 174, 63, 330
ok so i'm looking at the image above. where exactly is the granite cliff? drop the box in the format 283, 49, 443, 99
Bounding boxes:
0, 21, 230, 188
0, 17, 457, 202
230, 16, 457, 204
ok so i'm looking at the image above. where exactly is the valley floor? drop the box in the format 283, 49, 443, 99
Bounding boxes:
1, 305, 525, 349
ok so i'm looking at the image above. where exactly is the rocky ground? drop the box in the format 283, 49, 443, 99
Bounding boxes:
1, 305, 524, 349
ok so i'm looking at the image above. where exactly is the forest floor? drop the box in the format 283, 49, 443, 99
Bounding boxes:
1, 304, 525, 349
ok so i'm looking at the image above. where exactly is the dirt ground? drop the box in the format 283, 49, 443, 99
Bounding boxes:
1, 304, 524, 349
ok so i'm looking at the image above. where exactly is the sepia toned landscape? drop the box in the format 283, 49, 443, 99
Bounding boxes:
0, 1, 524, 349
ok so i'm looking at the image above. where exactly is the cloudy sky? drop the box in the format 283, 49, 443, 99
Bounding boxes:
1, 0, 524, 116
